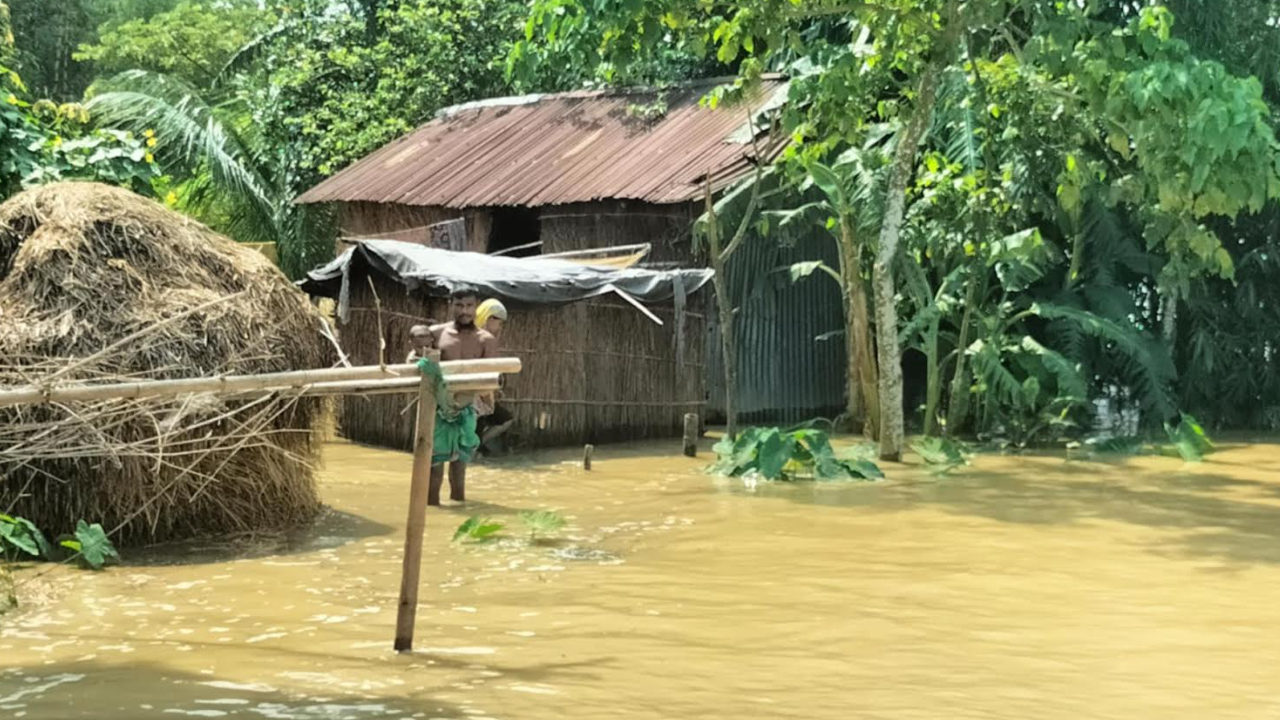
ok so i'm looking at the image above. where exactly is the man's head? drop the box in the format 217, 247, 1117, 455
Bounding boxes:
449, 286, 480, 328
408, 324, 434, 351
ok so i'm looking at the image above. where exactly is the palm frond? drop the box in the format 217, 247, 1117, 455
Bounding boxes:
88, 71, 278, 234
1020, 336, 1087, 400
1033, 302, 1176, 418
215, 17, 300, 87
933, 67, 982, 173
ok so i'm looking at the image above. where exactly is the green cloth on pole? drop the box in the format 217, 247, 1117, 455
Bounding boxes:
416, 357, 480, 465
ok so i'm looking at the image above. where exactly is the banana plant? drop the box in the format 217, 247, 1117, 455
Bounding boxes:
769, 138, 892, 437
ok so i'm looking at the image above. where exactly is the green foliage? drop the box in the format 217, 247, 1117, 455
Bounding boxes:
1, 516, 119, 570
76, 1, 270, 90
518, 510, 567, 542
910, 436, 971, 475
248, 0, 526, 178
452, 516, 505, 543
57, 521, 120, 570
710, 427, 883, 482
0, 513, 52, 559
1, 57, 160, 196
1164, 413, 1214, 462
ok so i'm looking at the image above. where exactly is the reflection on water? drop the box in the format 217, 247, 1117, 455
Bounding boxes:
5, 440, 1280, 718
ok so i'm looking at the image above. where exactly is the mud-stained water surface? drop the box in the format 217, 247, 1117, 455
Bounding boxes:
5, 439, 1280, 719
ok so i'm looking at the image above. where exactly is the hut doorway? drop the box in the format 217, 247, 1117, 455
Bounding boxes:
487, 207, 541, 256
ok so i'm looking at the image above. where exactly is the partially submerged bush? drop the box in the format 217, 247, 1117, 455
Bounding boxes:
710, 427, 883, 481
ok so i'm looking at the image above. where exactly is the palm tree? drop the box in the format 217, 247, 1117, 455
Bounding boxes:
87, 69, 332, 278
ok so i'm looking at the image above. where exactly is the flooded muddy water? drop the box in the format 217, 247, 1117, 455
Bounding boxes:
5, 440, 1280, 719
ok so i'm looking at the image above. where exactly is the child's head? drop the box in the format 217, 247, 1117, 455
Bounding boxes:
476, 299, 508, 339
409, 324, 434, 351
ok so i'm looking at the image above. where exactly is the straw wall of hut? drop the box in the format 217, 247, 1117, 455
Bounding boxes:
337, 201, 491, 252
338, 271, 705, 450
537, 200, 699, 265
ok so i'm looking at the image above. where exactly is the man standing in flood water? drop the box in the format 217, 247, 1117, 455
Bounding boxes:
428, 286, 497, 505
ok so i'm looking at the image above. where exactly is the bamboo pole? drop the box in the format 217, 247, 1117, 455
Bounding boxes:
394, 350, 440, 652
258, 373, 500, 399
0, 359, 522, 408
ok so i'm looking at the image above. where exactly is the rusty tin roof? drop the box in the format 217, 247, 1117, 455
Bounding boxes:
296, 77, 787, 209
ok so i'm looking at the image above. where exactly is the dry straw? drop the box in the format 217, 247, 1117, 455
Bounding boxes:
0, 182, 333, 546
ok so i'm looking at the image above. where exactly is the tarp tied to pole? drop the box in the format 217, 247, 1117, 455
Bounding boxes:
300, 240, 714, 324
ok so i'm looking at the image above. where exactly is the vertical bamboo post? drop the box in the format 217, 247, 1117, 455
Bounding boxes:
582, 444, 593, 471
394, 350, 439, 653
683, 413, 699, 457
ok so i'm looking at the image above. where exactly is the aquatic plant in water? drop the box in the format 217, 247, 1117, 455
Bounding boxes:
452, 517, 505, 543
1165, 413, 1214, 462
710, 427, 883, 481
910, 437, 972, 475
518, 510, 567, 542
1, 515, 119, 613
1, 515, 119, 570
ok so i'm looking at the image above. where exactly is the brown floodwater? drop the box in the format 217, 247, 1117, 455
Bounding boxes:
4, 439, 1280, 719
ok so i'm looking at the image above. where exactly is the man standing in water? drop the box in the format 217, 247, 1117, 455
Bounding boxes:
428, 286, 497, 505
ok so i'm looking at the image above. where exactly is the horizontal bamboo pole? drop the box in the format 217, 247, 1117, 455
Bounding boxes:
0, 360, 521, 408
220, 373, 501, 400
502, 398, 707, 407
294, 373, 500, 397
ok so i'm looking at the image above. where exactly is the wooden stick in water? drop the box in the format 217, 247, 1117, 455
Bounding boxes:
683, 413, 699, 457
583, 444, 593, 470
394, 350, 440, 652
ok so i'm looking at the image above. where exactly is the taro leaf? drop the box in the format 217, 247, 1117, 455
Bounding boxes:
804, 432, 847, 479
518, 510, 566, 537
711, 434, 735, 458
0, 514, 50, 558
1165, 413, 1214, 462
729, 428, 765, 475
911, 437, 970, 475
839, 458, 885, 480
755, 428, 789, 479
72, 521, 118, 570
788, 429, 824, 465
452, 516, 504, 543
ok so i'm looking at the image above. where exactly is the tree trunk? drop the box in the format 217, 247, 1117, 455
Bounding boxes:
872, 0, 964, 461
945, 281, 977, 435
839, 218, 878, 437
922, 317, 941, 436
1161, 289, 1178, 347
711, 260, 739, 438
704, 193, 739, 438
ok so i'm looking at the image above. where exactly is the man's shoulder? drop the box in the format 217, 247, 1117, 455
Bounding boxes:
477, 328, 497, 343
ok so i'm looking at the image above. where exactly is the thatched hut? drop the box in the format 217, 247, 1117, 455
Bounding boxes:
302, 240, 712, 449
0, 183, 332, 545
297, 75, 848, 425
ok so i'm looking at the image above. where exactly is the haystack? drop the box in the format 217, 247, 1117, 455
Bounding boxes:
0, 182, 332, 545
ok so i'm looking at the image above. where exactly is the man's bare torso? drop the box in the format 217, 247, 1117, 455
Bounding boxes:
432, 322, 496, 362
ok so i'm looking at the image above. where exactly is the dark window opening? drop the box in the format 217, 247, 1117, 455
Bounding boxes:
487, 207, 541, 257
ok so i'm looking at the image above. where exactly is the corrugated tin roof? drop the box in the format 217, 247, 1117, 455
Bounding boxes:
295, 77, 788, 209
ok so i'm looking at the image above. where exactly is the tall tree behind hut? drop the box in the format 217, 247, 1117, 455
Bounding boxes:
85, 0, 527, 278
